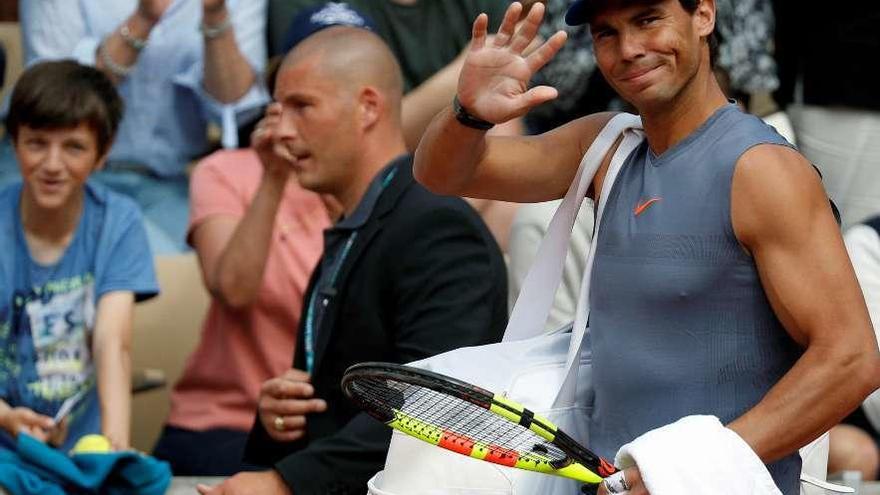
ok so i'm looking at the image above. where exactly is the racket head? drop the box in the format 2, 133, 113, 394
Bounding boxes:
341, 362, 615, 484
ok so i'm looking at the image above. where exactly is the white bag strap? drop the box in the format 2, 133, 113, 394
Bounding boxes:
503, 113, 643, 343
553, 125, 645, 407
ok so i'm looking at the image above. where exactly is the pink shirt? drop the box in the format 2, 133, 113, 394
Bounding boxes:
167, 149, 329, 431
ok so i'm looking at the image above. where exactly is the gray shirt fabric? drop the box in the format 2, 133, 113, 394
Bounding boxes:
588, 104, 803, 493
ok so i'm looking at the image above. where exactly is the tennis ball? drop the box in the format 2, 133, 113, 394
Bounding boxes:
72, 434, 112, 454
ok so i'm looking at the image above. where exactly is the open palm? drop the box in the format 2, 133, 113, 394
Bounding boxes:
458, 2, 568, 124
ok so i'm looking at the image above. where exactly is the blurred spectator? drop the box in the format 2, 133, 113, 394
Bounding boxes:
150, 149, 330, 475
714, 0, 777, 104
713, 0, 795, 144
267, 1, 519, 250
775, 1, 880, 228
0, 61, 157, 452
199, 22, 507, 495
827, 217, 880, 480
507, 199, 594, 331
6, 0, 269, 253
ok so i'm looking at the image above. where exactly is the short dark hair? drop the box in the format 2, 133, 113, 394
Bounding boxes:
676, 0, 718, 66
5, 60, 124, 156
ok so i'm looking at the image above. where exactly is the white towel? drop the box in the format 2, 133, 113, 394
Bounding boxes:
614, 415, 782, 495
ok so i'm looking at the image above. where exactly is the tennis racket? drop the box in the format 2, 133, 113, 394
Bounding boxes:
341, 362, 617, 485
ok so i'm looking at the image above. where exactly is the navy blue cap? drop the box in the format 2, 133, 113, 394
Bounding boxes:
281, 2, 376, 54
565, 0, 596, 26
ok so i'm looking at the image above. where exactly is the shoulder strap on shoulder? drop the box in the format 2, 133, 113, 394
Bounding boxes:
504, 112, 643, 343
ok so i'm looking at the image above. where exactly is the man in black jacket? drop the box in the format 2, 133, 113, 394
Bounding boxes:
196, 20, 508, 495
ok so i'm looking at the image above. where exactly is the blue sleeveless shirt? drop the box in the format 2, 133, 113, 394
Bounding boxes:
588, 104, 803, 493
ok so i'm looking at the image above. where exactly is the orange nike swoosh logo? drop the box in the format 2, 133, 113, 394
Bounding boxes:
633, 197, 662, 216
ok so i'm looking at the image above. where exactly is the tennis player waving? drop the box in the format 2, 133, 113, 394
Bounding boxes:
414, 1, 880, 493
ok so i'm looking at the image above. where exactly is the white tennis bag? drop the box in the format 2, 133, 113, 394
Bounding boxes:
367, 113, 644, 495
366, 114, 845, 495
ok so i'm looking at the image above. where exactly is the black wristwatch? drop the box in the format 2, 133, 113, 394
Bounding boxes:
453, 95, 495, 131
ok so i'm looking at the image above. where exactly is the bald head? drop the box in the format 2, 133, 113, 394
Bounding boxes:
280, 27, 404, 118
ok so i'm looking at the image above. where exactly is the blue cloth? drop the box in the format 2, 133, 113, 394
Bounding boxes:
0, 433, 171, 495
588, 104, 803, 493
18, 0, 269, 176
90, 168, 190, 255
0, 180, 159, 452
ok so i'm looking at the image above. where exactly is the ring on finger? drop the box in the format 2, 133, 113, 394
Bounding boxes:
273, 415, 285, 431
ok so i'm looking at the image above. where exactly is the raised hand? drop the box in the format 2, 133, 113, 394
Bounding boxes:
252, 103, 297, 179
136, 0, 172, 23
457, 2, 568, 124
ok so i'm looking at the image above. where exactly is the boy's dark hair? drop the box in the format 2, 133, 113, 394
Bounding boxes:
5, 60, 124, 156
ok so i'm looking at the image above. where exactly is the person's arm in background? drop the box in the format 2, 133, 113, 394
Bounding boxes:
92, 291, 135, 450
20, 0, 170, 84
190, 104, 293, 309
187, 0, 269, 148
202, 0, 263, 103
93, 1, 169, 85
92, 199, 159, 451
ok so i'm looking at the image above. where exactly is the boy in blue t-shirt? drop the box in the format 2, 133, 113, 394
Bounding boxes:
0, 61, 158, 452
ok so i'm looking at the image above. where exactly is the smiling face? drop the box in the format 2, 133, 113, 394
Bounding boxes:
272, 53, 362, 195
14, 123, 105, 211
590, 0, 715, 113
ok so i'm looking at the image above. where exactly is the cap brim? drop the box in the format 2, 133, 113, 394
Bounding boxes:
565, 0, 591, 25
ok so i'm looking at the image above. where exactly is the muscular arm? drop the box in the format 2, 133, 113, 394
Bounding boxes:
727, 144, 880, 462
401, 49, 467, 151
93, 291, 136, 450
414, 109, 614, 202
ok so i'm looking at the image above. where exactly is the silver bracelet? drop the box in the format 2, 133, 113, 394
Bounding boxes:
199, 15, 232, 39
119, 23, 148, 51
99, 42, 133, 78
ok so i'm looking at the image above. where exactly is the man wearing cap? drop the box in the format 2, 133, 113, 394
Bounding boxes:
197, 13, 508, 495
414, 1, 880, 493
